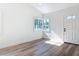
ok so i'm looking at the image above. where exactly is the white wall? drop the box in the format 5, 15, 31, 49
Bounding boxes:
0, 3, 42, 48
44, 5, 79, 43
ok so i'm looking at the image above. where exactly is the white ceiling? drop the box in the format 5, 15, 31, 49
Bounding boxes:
30, 3, 79, 14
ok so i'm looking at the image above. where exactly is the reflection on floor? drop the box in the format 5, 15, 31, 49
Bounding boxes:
0, 38, 79, 56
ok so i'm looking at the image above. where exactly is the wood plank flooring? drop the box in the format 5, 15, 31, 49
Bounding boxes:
0, 38, 79, 56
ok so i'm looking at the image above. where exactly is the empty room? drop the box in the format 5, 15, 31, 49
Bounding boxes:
0, 3, 79, 56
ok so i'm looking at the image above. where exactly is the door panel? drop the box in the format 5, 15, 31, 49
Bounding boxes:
64, 18, 73, 43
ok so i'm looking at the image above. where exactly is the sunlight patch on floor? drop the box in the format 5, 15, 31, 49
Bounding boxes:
45, 41, 64, 46
45, 31, 64, 46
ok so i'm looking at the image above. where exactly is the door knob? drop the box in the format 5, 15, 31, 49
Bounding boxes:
64, 28, 66, 32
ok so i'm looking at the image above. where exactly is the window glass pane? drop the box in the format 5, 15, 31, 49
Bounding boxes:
43, 18, 49, 32
34, 18, 49, 32
34, 18, 43, 31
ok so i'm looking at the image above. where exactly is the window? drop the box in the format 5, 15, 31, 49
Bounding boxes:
34, 18, 49, 32
43, 18, 49, 32
34, 18, 43, 31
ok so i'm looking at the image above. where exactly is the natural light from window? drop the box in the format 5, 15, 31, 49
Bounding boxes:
45, 31, 64, 46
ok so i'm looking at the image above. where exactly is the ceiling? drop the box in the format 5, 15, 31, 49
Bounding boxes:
30, 3, 79, 14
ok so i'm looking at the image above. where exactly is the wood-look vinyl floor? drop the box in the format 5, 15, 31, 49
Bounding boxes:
0, 38, 79, 56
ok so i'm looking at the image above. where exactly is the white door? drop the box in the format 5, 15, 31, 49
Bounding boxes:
63, 17, 74, 43
64, 16, 79, 44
